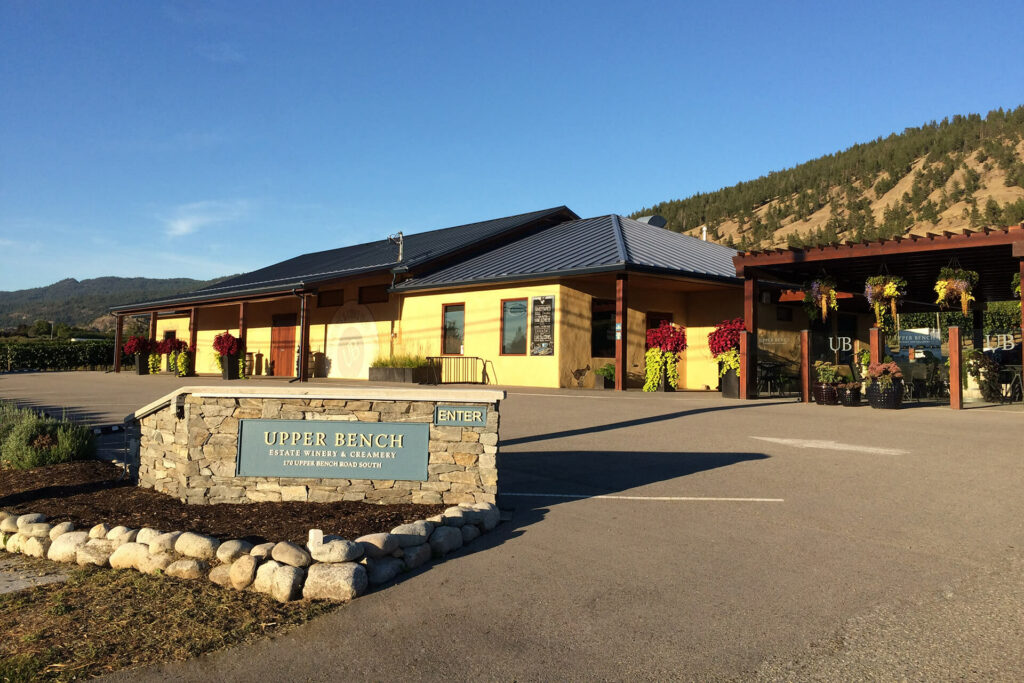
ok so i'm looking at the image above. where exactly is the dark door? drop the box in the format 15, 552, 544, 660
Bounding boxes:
271, 314, 297, 377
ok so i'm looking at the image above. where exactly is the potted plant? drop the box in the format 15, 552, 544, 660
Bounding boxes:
176, 344, 195, 377
368, 355, 431, 384
594, 363, 616, 389
836, 381, 862, 406
812, 361, 841, 405
934, 267, 979, 315
864, 275, 906, 332
213, 331, 241, 380
643, 321, 687, 392
708, 317, 743, 399
803, 277, 839, 322
122, 335, 151, 375
864, 361, 904, 409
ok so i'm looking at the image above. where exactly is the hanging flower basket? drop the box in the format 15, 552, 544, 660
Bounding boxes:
934, 267, 978, 316
803, 277, 839, 322
864, 275, 906, 331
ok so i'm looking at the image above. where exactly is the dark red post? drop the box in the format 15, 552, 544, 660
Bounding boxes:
742, 275, 759, 399
739, 331, 750, 398
949, 326, 962, 410
113, 315, 123, 373
615, 274, 628, 391
800, 329, 810, 403
869, 327, 881, 366
149, 312, 158, 341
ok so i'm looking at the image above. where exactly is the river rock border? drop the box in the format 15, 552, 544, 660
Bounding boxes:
0, 502, 500, 603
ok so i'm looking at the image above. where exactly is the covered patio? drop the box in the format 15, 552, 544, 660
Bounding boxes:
733, 223, 1024, 409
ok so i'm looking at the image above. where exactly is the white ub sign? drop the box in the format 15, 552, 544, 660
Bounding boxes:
985, 334, 1016, 351
828, 336, 852, 352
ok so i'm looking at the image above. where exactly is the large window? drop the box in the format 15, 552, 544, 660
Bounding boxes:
442, 304, 465, 355
500, 299, 528, 355
591, 298, 616, 357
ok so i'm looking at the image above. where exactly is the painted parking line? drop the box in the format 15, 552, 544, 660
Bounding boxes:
502, 492, 784, 502
751, 436, 908, 456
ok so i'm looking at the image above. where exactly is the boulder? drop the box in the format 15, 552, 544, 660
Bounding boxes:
402, 543, 432, 570
252, 559, 281, 594
138, 552, 175, 574
5, 533, 26, 553
428, 526, 463, 556
21, 523, 52, 539
22, 536, 50, 558
76, 544, 113, 567
0, 516, 19, 533
106, 525, 130, 540
461, 525, 481, 543
309, 539, 362, 564
303, 562, 367, 602
174, 532, 221, 560
136, 527, 162, 545
117, 529, 139, 543
165, 558, 207, 580
271, 565, 306, 603
271, 541, 312, 568
441, 507, 467, 527
148, 531, 183, 554
229, 555, 259, 590
89, 523, 111, 539
455, 506, 485, 526
16, 513, 46, 529
47, 531, 90, 562
469, 502, 500, 531
390, 521, 434, 547
216, 539, 254, 564
250, 542, 275, 559
364, 556, 403, 585
109, 542, 149, 570
208, 564, 233, 588
354, 533, 399, 559
49, 522, 75, 540
85, 538, 115, 551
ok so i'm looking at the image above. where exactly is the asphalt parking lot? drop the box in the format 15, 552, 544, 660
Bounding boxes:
3, 373, 1024, 680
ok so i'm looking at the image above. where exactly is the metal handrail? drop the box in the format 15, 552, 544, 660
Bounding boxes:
426, 356, 487, 384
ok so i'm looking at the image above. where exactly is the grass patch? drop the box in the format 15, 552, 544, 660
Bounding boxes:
0, 565, 338, 681
370, 354, 429, 368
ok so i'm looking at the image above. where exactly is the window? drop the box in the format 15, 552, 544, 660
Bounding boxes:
359, 285, 389, 304
442, 304, 465, 355
318, 289, 344, 307
646, 312, 672, 332
591, 298, 616, 357
500, 299, 528, 355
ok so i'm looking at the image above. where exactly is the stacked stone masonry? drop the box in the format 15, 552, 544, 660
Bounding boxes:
135, 395, 499, 506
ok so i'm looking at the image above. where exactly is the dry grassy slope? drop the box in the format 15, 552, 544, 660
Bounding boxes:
693, 140, 1024, 247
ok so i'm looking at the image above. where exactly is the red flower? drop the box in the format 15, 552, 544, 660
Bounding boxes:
646, 321, 687, 352
708, 318, 744, 357
122, 335, 151, 356
213, 331, 240, 357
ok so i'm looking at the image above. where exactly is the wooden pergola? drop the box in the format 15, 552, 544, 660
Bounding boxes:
732, 223, 1024, 409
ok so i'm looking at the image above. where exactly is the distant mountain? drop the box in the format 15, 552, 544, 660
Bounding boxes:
0, 276, 227, 331
632, 106, 1024, 250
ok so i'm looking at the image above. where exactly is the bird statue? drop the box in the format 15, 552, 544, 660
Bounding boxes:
571, 365, 591, 388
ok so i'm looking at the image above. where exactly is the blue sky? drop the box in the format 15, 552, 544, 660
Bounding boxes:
2, 0, 1023, 290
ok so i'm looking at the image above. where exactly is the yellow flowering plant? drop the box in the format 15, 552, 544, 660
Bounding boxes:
864, 275, 907, 331
934, 267, 978, 315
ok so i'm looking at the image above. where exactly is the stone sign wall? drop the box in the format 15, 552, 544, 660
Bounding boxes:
131, 388, 501, 507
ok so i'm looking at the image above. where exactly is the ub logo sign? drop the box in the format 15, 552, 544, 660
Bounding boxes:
829, 336, 852, 352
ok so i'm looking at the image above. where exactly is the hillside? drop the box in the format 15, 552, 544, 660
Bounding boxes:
0, 276, 226, 331
632, 106, 1024, 251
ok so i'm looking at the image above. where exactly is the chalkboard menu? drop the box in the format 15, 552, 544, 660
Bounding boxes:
530, 295, 555, 356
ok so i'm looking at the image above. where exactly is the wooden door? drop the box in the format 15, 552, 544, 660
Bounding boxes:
271, 314, 297, 377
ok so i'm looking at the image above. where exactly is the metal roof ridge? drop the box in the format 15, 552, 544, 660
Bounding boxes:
610, 214, 628, 265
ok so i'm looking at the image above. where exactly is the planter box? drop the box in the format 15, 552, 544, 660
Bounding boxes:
221, 353, 240, 380
594, 375, 615, 390
720, 367, 739, 399
135, 354, 149, 376
812, 382, 839, 405
368, 366, 431, 384
866, 379, 903, 409
838, 386, 862, 406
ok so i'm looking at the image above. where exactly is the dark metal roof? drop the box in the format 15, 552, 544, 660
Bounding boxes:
394, 215, 739, 291
111, 206, 578, 312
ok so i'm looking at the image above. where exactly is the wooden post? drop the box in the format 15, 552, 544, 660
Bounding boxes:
1018, 259, 1023, 335
113, 315, 123, 373
149, 312, 158, 341
800, 329, 810, 403
869, 327, 881, 366
949, 325, 962, 410
615, 274, 628, 391
298, 294, 311, 382
238, 302, 248, 351
743, 275, 759, 399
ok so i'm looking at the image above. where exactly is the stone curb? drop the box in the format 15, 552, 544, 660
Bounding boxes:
0, 502, 501, 604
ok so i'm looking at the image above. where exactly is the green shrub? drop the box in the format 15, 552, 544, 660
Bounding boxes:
0, 340, 117, 371
1, 412, 95, 470
0, 401, 32, 446
370, 354, 428, 368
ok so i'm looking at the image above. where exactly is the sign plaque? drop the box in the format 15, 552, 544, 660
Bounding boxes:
530, 295, 555, 356
236, 419, 428, 480
434, 405, 487, 427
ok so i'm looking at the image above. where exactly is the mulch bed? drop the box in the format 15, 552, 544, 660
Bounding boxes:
0, 461, 445, 544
